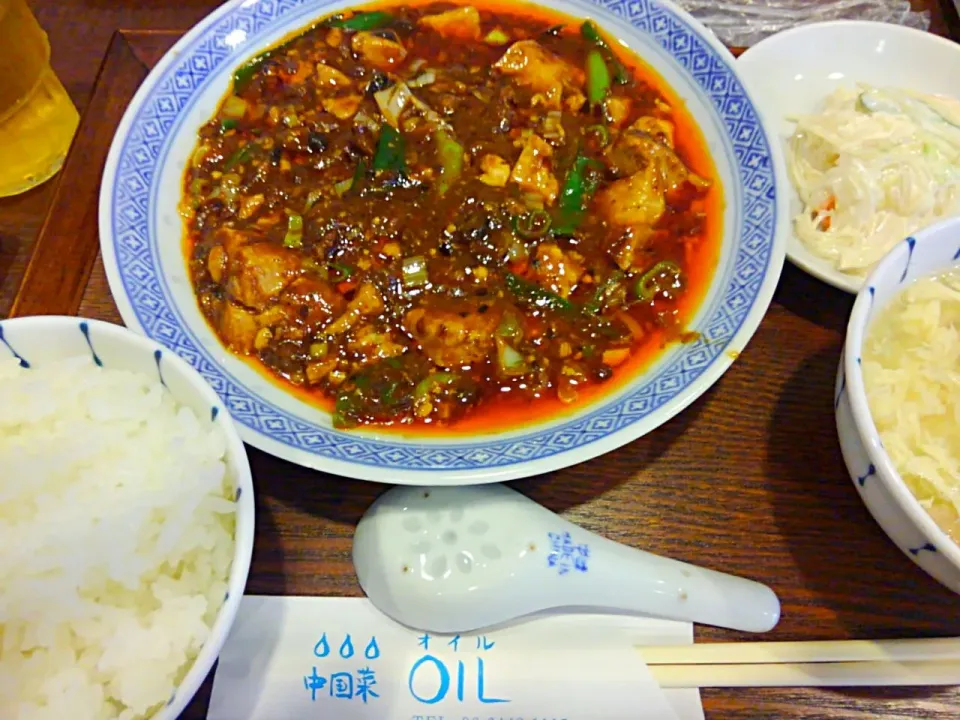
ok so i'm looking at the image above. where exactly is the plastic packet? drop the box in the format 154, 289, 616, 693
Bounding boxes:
674, 0, 930, 47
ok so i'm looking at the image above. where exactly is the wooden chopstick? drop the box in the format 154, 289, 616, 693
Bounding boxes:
648, 660, 960, 688
637, 639, 960, 688
637, 637, 960, 665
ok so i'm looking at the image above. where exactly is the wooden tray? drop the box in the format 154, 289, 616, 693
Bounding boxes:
10, 29, 960, 720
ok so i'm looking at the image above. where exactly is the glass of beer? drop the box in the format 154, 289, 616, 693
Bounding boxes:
0, 0, 79, 197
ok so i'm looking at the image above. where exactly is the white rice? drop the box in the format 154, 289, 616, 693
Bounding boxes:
863, 267, 960, 541
0, 354, 236, 719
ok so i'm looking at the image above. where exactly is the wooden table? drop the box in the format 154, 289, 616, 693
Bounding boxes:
4, 2, 960, 718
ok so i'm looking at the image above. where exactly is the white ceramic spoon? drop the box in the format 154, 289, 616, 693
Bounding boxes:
353, 484, 781, 634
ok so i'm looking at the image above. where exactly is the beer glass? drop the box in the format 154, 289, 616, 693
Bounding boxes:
0, 0, 80, 197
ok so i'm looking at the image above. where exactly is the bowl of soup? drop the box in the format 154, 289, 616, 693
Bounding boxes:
837, 216, 960, 593
99, 0, 787, 482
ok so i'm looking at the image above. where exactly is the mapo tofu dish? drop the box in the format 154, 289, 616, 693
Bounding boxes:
182, 2, 720, 430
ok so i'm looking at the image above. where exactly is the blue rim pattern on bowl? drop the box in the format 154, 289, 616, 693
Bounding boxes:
104, 0, 778, 473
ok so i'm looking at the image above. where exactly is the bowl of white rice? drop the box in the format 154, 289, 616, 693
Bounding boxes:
0, 315, 254, 719
837, 216, 960, 593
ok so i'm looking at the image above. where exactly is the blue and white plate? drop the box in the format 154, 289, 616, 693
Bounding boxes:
99, 0, 788, 484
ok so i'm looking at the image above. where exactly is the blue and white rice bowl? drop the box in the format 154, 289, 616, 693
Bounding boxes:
0, 315, 254, 719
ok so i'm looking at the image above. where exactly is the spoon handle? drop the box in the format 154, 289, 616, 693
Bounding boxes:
545, 519, 780, 633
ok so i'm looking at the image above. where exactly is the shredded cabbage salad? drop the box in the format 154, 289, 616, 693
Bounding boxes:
786, 84, 960, 275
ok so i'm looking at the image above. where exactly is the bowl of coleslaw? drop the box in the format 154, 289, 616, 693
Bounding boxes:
737, 20, 960, 294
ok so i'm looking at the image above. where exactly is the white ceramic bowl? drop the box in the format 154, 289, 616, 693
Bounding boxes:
836, 217, 960, 592
737, 20, 960, 294
0, 315, 255, 719
99, 0, 787, 483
